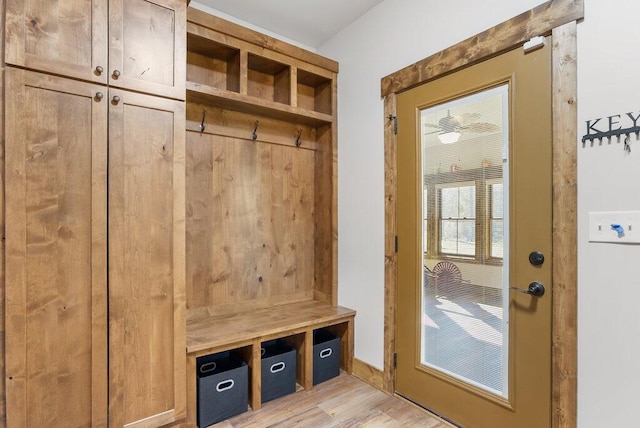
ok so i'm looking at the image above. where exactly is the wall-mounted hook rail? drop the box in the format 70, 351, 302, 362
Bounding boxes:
295, 129, 302, 147
199, 110, 206, 133
582, 125, 640, 144
251, 120, 259, 140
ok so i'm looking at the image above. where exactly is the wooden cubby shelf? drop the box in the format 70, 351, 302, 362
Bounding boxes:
187, 32, 241, 93
186, 8, 337, 127
297, 68, 333, 115
186, 301, 355, 416
186, 81, 334, 126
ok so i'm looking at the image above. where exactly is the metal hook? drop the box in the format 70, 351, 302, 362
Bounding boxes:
251, 120, 259, 140
295, 129, 302, 147
199, 110, 206, 133
624, 134, 631, 154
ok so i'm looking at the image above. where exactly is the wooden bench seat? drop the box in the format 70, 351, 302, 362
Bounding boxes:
185, 300, 356, 423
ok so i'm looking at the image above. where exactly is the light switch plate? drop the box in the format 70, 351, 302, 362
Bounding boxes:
588, 211, 640, 244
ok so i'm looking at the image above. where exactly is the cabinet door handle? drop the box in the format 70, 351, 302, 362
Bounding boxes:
95, 66, 104, 75
112, 95, 121, 104
95, 92, 104, 100
112, 70, 121, 78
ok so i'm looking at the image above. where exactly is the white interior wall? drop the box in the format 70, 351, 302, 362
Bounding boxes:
576, 1, 640, 426
317, 0, 640, 426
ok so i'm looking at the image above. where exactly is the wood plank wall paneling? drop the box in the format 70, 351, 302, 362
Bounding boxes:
185, 132, 316, 310
313, 123, 335, 304
380, 0, 584, 98
551, 21, 578, 428
381, 0, 583, 423
185, 102, 319, 151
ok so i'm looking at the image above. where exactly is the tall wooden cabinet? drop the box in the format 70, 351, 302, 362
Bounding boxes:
107, 90, 185, 427
3, 0, 186, 427
5, 69, 109, 427
5, 0, 185, 99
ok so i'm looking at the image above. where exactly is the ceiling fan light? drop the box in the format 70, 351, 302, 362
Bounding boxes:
438, 131, 461, 144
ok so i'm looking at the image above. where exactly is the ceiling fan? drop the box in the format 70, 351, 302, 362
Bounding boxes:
425, 110, 500, 143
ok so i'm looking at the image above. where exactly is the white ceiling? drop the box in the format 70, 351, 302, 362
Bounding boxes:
191, 0, 384, 49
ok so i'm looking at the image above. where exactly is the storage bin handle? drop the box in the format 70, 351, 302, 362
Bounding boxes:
199, 361, 216, 374
216, 379, 235, 392
320, 348, 333, 359
270, 362, 286, 373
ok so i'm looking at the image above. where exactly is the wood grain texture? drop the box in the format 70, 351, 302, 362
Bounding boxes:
313, 122, 337, 304
213, 373, 451, 428
186, 102, 320, 152
185, 303, 355, 423
187, 7, 338, 73
109, 0, 186, 100
186, 300, 355, 354
185, 133, 316, 310
383, 94, 398, 395
4, 68, 108, 427
296, 69, 332, 115
5, 0, 108, 84
1, 6, 5, 421
186, 21, 334, 83
247, 54, 290, 105
187, 34, 241, 92
352, 358, 385, 392
551, 22, 578, 428
380, 0, 584, 97
108, 89, 185, 427
186, 81, 333, 126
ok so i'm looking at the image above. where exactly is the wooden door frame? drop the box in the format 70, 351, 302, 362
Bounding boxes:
381, 1, 582, 427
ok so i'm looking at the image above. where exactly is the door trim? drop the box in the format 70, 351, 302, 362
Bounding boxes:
382, 1, 582, 427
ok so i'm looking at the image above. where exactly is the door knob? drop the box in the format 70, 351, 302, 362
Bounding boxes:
112, 95, 121, 104
95, 66, 104, 75
510, 281, 545, 297
95, 92, 104, 100
112, 69, 121, 78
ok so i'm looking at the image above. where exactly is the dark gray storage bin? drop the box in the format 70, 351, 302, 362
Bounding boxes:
313, 329, 341, 385
197, 351, 248, 427
261, 339, 297, 403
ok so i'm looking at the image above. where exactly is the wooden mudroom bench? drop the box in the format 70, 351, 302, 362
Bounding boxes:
185, 300, 356, 424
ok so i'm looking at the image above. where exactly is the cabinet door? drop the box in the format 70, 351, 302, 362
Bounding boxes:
4, 69, 108, 427
109, 0, 186, 100
108, 89, 186, 427
5, 0, 108, 84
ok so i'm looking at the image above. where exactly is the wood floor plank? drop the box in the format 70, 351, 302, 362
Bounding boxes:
211, 373, 447, 428
267, 406, 334, 428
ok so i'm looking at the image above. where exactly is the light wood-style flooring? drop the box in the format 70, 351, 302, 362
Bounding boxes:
211, 373, 452, 427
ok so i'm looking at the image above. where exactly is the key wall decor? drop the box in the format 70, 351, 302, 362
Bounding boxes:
582, 111, 640, 153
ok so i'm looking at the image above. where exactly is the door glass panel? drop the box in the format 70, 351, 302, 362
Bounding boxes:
421, 84, 509, 397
